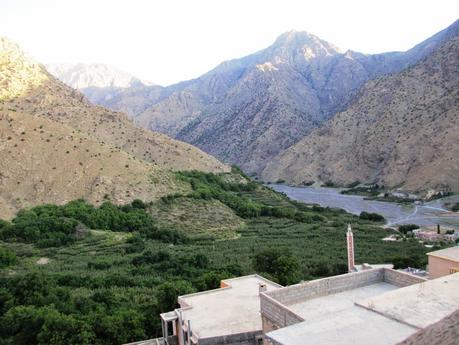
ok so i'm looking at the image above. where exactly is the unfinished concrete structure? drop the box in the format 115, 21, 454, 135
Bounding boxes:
160, 275, 281, 345
427, 246, 459, 278
261, 269, 459, 345
125, 230, 459, 345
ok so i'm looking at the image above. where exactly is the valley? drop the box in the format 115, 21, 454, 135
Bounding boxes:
0, 172, 435, 344
0, 8, 458, 345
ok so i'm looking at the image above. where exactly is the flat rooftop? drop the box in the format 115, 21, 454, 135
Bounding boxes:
288, 281, 398, 321
266, 273, 459, 345
357, 272, 459, 329
178, 275, 281, 339
266, 306, 416, 345
427, 245, 459, 262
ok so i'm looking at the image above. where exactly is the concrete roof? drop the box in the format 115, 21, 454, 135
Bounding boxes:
267, 273, 459, 345
357, 272, 459, 329
287, 282, 398, 321
178, 275, 281, 339
266, 307, 417, 345
427, 246, 459, 262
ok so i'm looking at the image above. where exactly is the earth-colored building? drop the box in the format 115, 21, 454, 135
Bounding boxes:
427, 246, 459, 279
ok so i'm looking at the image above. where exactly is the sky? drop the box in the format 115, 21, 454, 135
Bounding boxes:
1, 0, 458, 85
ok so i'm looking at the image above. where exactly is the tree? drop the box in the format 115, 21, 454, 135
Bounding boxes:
94, 308, 145, 344
398, 224, 419, 234
37, 310, 94, 345
156, 281, 195, 312
253, 248, 300, 285
0, 246, 16, 268
359, 211, 385, 222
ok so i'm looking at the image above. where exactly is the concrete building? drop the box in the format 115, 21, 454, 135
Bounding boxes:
427, 246, 459, 279
261, 269, 459, 345
126, 228, 459, 345
160, 275, 281, 345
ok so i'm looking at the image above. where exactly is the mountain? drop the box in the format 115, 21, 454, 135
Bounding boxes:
0, 37, 228, 219
262, 36, 459, 194
46, 63, 166, 117
69, 20, 459, 174
46, 63, 152, 89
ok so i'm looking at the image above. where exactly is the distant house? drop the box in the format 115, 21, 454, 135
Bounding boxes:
427, 246, 459, 279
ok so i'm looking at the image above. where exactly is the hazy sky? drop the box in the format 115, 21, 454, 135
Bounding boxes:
1, 0, 458, 85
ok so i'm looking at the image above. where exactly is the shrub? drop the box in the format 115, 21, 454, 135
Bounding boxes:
398, 224, 419, 234
0, 246, 16, 268
359, 211, 385, 222
346, 181, 360, 188
131, 199, 147, 210
321, 181, 337, 187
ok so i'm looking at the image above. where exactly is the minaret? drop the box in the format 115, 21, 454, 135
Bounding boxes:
347, 224, 355, 272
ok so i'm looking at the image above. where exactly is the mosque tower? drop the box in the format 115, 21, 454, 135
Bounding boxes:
347, 224, 355, 272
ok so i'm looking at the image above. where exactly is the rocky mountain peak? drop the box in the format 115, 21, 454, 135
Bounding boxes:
271, 30, 341, 60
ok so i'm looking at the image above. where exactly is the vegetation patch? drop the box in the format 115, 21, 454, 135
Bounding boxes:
149, 197, 244, 241
0, 170, 446, 344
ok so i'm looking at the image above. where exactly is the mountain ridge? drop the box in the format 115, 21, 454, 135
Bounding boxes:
46, 19, 459, 178
262, 36, 459, 193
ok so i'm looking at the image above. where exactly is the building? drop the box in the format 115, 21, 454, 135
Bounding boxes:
126, 227, 459, 345
160, 275, 281, 345
412, 229, 456, 242
427, 246, 459, 278
261, 270, 459, 345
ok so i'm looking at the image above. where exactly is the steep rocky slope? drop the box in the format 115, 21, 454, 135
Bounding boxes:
1, 38, 227, 172
0, 112, 185, 219
0, 37, 228, 218
262, 37, 459, 194
65, 20, 458, 174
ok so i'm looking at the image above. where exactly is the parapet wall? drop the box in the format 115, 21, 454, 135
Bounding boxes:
199, 330, 261, 345
260, 294, 304, 332
264, 268, 384, 306
260, 268, 424, 333
383, 268, 426, 287
395, 309, 459, 345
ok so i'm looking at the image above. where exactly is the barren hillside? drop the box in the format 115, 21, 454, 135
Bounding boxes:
0, 37, 228, 218
262, 37, 459, 194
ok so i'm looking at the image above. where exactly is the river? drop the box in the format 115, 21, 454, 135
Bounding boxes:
270, 184, 459, 228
